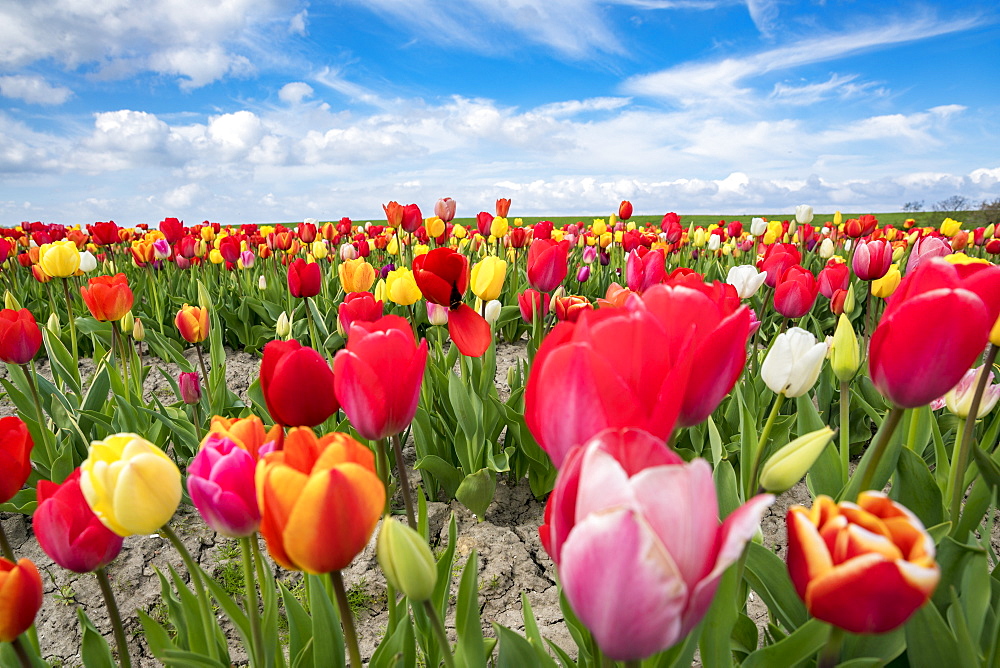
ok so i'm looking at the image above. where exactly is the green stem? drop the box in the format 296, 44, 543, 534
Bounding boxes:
839, 381, 850, 487
240, 537, 264, 667
856, 406, 906, 495
192, 401, 203, 443
160, 524, 219, 660
195, 344, 210, 392
817, 625, 844, 668
96, 567, 132, 668
747, 392, 786, 495
304, 297, 321, 352
10, 635, 32, 668
0, 521, 14, 561
21, 362, 55, 473
422, 600, 456, 668
250, 535, 267, 595
391, 432, 417, 529
948, 344, 999, 536
376, 438, 392, 516
330, 571, 363, 668
624, 661, 642, 668
61, 278, 78, 363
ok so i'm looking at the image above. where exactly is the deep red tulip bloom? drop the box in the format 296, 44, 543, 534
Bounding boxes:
643, 282, 751, 428
158, 217, 185, 244
333, 315, 428, 440
338, 291, 384, 334
287, 258, 321, 298
759, 245, 801, 288
413, 248, 491, 357
0, 309, 42, 365
0, 417, 33, 504
297, 222, 317, 243
773, 265, 819, 319
260, 339, 339, 427
852, 239, 893, 281
660, 212, 680, 233
80, 273, 134, 322
219, 235, 241, 264
88, 221, 121, 246
817, 260, 850, 299
476, 212, 494, 238
527, 239, 569, 292
401, 203, 423, 233
509, 227, 529, 249
618, 200, 633, 220
525, 296, 697, 467
869, 259, 1000, 408
34, 469, 124, 573
533, 220, 553, 240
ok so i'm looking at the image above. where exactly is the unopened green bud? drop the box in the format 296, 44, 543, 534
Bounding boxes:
132, 317, 146, 342
830, 314, 860, 381
759, 426, 836, 494
121, 310, 135, 335
844, 284, 856, 314
376, 517, 437, 602
4, 291, 19, 310
276, 311, 291, 339
47, 312, 61, 336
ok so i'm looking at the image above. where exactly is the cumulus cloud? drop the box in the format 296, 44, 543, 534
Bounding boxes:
0, 75, 72, 105
279, 82, 314, 104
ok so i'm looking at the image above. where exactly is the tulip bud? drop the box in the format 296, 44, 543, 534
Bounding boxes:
45, 311, 62, 336
120, 310, 134, 335
178, 372, 202, 405
132, 317, 145, 342
276, 311, 291, 339
818, 238, 835, 259
484, 299, 502, 326
944, 366, 1000, 418
833, 211, 842, 226
426, 302, 449, 326
750, 217, 768, 237
4, 292, 19, 310
759, 427, 835, 493
795, 205, 814, 225
78, 250, 98, 273
258, 275, 267, 291
376, 518, 437, 602
830, 314, 860, 381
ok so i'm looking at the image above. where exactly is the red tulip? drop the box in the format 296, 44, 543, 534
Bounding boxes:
758, 245, 801, 288
843, 214, 878, 238
80, 273, 134, 322
0, 417, 33, 504
787, 493, 938, 633
518, 289, 550, 324
88, 221, 121, 246
852, 238, 893, 280
527, 239, 569, 292
626, 248, 665, 293
525, 293, 697, 467
219, 235, 242, 263
260, 339, 339, 427
401, 203, 423, 233
34, 469, 124, 573
496, 198, 511, 218
816, 260, 849, 299
869, 258, 1000, 407
333, 315, 428, 440
413, 248, 490, 357
773, 265, 818, 319
287, 258, 321, 298
0, 308, 42, 365
159, 217, 185, 244
0, 558, 43, 642
476, 212, 494, 238
618, 200, 633, 221
297, 221, 317, 244
642, 282, 751, 428
338, 291, 384, 335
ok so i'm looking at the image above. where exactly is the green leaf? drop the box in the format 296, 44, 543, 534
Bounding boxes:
904, 603, 960, 668
280, 581, 314, 666
455, 468, 496, 519
414, 455, 464, 500
494, 623, 550, 667
743, 542, 808, 631
741, 618, 827, 668
890, 447, 944, 528
698, 563, 739, 668
454, 551, 485, 668
308, 574, 345, 668
78, 608, 115, 668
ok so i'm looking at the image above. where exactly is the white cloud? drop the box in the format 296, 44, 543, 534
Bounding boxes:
279, 82, 314, 104
0, 75, 72, 105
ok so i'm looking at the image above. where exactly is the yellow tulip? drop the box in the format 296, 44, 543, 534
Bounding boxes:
425, 216, 445, 238
413, 244, 429, 257
386, 235, 399, 256
209, 248, 224, 264
200, 226, 216, 242
311, 240, 328, 260
871, 264, 901, 299
592, 219, 607, 236
374, 279, 387, 303
490, 216, 509, 239
339, 258, 376, 294
452, 224, 467, 240
39, 240, 81, 278
939, 217, 962, 237
833, 211, 842, 226
470, 256, 507, 301
80, 433, 182, 536
385, 268, 422, 306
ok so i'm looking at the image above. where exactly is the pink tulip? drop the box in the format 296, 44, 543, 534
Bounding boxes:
626, 249, 666, 293
187, 434, 261, 537
851, 238, 892, 281
540, 428, 773, 661
906, 236, 951, 273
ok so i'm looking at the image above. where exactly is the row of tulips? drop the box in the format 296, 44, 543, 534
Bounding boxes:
0, 199, 999, 667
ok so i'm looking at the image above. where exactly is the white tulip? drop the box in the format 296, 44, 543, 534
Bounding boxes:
761, 327, 827, 397
750, 217, 768, 236
78, 250, 98, 273
795, 205, 814, 225
726, 265, 767, 299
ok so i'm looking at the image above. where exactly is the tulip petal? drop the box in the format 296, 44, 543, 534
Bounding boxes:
786, 505, 834, 600
560, 508, 687, 661
448, 303, 491, 358
257, 464, 308, 570
112, 453, 181, 535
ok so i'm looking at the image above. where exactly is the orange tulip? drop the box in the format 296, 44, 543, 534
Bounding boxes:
0, 558, 43, 642
256, 428, 384, 574
207, 415, 282, 461
80, 273, 134, 322
175, 304, 210, 343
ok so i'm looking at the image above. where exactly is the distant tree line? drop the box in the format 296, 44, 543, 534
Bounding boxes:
901, 196, 1000, 225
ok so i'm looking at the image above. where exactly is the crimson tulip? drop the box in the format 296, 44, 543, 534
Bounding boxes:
787, 493, 938, 633
525, 293, 697, 467
852, 238, 893, 281
401, 203, 423, 233
869, 258, 1000, 407
333, 315, 428, 440
773, 265, 818, 319
758, 244, 801, 288
518, 289, 550, 324
260, 339, 339, 426
0, 558, 43, 643
34, 469, 124, 573
527, 238, 569, 292
158, 217, 185, 244
0, 308, 42, 365
287, 258, 321, 298
476, 212, 494, 238
338, 291, 384, 335
816, 260, 849, 299
0, 417, 33, 503
412, 247, 490, 357
541, 428, 772, 661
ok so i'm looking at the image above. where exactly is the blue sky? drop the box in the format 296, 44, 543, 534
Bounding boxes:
1, 0, 998, 226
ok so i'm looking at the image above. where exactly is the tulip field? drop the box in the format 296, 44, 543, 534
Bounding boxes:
1, 200, 1000, 667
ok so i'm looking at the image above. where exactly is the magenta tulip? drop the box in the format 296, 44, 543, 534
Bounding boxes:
333, 315, 428, 440
187, 434, 261, 537
852, 238, 893, 281
626, 249, 666, 293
